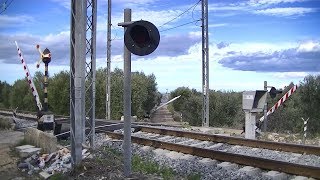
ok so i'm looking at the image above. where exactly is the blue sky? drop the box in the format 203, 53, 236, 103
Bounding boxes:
0, 0, 319, 93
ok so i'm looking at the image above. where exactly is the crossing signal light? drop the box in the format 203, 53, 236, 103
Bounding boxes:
124, 20, 160, 56
269, 87, 282, 98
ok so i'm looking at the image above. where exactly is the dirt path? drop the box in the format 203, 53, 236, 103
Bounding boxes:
0, 130, 24, 179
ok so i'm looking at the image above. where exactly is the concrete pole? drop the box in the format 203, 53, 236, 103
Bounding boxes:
106, 0, 111, 121
70, 0, 86, 166
263, 81, 268, 132
201, 0, 209, 127
123, 8, 132, 177
245, 111, 256, 139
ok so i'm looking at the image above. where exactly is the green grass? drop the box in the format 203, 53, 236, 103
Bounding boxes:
132, 155, 175, 180
16, 138, 28, 146
0, 117, 12, 129
187, 173, 201, 180
49, 173, 67, 180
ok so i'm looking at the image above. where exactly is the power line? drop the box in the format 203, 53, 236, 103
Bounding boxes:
158, 0, 201, 29
160, 19, 201, 32
0, 0, 14, 14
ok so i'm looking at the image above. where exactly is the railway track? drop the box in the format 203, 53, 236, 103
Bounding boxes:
2, 108, 320, 178
106, 127, 320, 179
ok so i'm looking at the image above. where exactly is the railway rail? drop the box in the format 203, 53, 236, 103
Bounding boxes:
2, 108, 320, 178
106, 127, 320, 178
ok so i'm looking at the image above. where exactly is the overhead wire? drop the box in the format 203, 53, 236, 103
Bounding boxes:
160, 19, 201, 32
158, 0, 201, 29
0, 0, 14, 14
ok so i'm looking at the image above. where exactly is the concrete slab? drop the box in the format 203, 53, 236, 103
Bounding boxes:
39, 171, 52, 179
263, 171, 287, 180
198, 158, 217, 166
15, 145, 35, 151
290, 176, 309, 180
19, 147, 41, 158
238, 166, 261, 176
217, 162, 238, 171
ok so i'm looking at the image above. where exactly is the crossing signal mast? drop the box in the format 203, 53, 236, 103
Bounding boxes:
118, 9, 160, 176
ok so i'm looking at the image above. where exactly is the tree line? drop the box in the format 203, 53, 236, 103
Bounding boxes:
0, 70, 319, 136
170, 75, 320, 136
0, 68, 161, 120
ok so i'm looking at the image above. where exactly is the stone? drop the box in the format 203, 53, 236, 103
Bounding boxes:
19, 147, 41, 158
207, 143, 224, 149
39, 171, 52, 179
262, 171, 287, 180
238, 166, 260, 176
198, 158, 217, 165
17, 162, 29, 169
15, 145, 35, 151
217, 162, 238, 170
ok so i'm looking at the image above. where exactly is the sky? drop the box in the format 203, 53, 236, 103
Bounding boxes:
0, 0, 319, 93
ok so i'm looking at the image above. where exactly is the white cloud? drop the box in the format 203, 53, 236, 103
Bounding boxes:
297, 41, 320, 52
248, 0, 307, 7
272, 72, 309, 79
0, 15, 34, 28
254, 7, 316, 17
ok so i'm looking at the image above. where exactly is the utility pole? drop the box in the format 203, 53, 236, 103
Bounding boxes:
70, 0, 86, 166
122, 8, 132, 177
202, 0, 209, 127
106, 0, 111, 120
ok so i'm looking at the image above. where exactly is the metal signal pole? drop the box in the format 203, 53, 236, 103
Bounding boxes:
202, 0, 209, 127
106, 0, 111, 121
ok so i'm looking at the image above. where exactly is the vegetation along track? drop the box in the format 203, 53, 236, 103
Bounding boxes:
106, 127, 320, 178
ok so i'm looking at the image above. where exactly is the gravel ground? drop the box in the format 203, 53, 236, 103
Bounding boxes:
96, 125, 320, 180
101, 135, 267, 180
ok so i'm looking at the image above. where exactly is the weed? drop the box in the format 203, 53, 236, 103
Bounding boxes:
49, 172, 67, 180
188, 173, 201, 180
132, 155, 175, 179
0, 117, 12, 129
16, 138, 28, 146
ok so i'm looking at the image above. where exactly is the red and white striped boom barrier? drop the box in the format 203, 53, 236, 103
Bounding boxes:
15, 41, 43, 111
259, 85, 298, 122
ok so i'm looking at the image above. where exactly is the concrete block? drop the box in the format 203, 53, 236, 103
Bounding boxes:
217, 162, 238, 171
39, 171, 52, 179
263, 171, 287, 180
198, 158, 217, 165
24, 128, 57, 153
290, 176, 309, 180
15, 145, 35, 151
25, 128, 40, 147
19, 147, 41, 158
239, 166, 261, 176
38, 131, 57, 153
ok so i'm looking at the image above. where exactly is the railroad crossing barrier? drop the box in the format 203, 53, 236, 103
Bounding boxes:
259, 85, 298, 122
